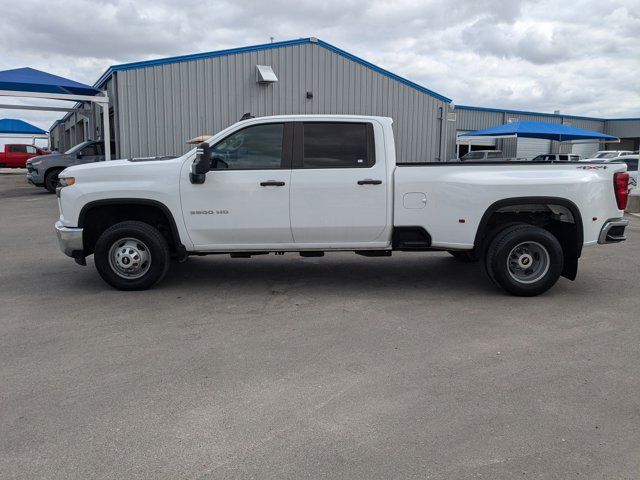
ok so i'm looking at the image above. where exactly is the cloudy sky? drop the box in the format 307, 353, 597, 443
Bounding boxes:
1, 0, 639, 137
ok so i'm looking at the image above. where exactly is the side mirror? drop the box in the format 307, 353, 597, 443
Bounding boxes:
190, 142, 211, 184
76, 153, 83, 159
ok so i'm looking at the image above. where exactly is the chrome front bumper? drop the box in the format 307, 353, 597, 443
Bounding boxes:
598, 218, 629, 244
55, 221, 84, 257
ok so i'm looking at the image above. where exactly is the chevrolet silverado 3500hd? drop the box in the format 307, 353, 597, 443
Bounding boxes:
54, 115, 630, 296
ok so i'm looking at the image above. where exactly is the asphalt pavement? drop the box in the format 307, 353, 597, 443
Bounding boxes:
1, 169, 640, 479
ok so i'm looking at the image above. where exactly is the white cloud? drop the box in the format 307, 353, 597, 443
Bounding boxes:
0, 0, 638, 138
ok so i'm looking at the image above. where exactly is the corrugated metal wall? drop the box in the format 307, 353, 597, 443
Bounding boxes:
605, 120, 640, 140
114, 43, 448, 162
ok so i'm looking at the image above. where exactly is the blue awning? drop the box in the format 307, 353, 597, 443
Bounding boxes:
459, 120, 618, 142
0, 118, 47, 135
0, 67, 101, 97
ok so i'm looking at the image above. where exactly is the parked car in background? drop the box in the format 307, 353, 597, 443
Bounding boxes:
620, 155, 638, 189
26, 140, 105, 193
0, 144, 48, 168
609, 155, 638, 190
531, 153, 581, 162
54, 115, 629, 296
458, 150, 516, 161
587, 150, 634, 160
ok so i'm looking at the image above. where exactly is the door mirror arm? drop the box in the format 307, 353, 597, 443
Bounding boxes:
190, 142, 211, 184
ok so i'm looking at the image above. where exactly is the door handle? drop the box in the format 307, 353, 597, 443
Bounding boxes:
260, 180, 286, 187
357, 179, 382, 185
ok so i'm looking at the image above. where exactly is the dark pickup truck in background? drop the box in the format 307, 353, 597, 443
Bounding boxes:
26, 140, 105, 192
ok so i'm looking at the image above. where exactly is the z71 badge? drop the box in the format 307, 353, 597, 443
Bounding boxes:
190, 210, 229, 215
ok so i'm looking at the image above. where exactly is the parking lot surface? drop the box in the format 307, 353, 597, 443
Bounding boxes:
1, 169, 640, 479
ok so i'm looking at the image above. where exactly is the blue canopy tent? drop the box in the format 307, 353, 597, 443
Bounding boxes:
459, 120, 619, 143
0, 118, 49, 147
0, 118, 47, 136
0, 67, 111, 159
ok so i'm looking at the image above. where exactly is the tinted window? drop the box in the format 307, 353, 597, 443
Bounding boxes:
81, 144, 98, 156
9, 145, 27, 153
624, 158, 638, 171
487, 151, 502, 159
211, 123, 283, 170
303, 123, 372, 168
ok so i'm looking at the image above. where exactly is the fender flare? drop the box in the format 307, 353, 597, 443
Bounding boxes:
474, 196, 584, 256
78, 198, 186, 256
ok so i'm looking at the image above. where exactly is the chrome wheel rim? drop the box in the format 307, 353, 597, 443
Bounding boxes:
108, 237, 151, 279
507, 241, 550, 284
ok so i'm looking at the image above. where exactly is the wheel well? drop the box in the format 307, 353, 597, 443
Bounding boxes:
44, 166, 63, 179
79, 201, 182, 257
474, 198, 583, 280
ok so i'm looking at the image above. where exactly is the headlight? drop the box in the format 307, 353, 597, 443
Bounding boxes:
58, 177, 75, 187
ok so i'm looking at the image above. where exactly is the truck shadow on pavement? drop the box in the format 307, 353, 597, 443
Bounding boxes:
157, 254, 507, 297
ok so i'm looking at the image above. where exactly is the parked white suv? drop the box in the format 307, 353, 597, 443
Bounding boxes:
531, 153, 581, 162
587, 150, 634, 160
54, 115, 630, 296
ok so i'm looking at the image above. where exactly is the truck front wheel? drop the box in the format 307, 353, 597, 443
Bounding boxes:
44, 169, 63, 193
94, 221, 170, 291
485, 224, 563, 296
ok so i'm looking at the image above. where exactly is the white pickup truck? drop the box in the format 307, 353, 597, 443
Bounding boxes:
54, 115, 630, 296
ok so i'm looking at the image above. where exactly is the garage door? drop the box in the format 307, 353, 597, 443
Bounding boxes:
572, 143, 599, 159
516, 138, 551, 160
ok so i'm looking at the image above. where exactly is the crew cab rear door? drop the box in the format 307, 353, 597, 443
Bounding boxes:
180, 122, 294, 248
289, 121, 388, 244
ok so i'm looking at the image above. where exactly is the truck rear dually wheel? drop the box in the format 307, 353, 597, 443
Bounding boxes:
485, 224, 563, 296
94, 221, 170, 290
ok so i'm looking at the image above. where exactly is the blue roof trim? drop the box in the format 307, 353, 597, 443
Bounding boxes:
605, 118, 640, 122
95, 37, 313, 87
456, 105, 607, 122
94, 37, 452, 103
315, 40, 451, 103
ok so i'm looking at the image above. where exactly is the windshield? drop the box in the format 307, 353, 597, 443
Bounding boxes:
593, 152, 617, 159
65, 141, 92, 155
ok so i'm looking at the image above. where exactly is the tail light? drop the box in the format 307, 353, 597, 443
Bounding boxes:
613, 172, 629, 210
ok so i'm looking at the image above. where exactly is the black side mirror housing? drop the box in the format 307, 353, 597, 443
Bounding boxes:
190, 142, 211, 184
76, 153, 83, 159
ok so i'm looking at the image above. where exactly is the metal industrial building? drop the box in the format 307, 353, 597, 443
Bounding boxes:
49, 37, 640, 161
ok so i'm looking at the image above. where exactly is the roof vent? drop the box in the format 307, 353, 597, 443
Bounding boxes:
256, 65, 277, 84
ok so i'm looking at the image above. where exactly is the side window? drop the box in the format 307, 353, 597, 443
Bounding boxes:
487, 151, 502, 159
211, 123, 284, 170
26, 146, 37, 154
625, 159, 638, 172
81, 144, 98, 156
302, 122, 373, 168
9, 145, 27, 153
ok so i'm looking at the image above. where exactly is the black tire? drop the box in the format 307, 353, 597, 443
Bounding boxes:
447, 250, 477, 262
44, 169, 63, 193
485, 224, 563, 296
94, 221, 170, 291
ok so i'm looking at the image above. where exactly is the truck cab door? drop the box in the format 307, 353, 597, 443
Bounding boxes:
289, 121, 388, 245
180, 122, 294, 249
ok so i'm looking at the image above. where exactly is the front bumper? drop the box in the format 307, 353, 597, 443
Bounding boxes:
598, 218, 629, 244
26, 169, 44, 186
55, 221, 84, 257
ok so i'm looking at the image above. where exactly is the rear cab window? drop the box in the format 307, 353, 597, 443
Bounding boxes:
296, 122, 375, 168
